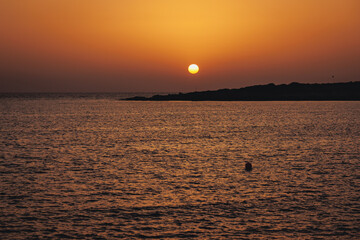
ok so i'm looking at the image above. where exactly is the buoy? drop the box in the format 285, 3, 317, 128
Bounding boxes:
245, 161, 252, 171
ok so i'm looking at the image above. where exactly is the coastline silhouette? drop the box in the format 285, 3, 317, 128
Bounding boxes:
124, 81, 360, 101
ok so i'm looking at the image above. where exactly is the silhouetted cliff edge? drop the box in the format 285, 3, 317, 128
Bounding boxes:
124, 81, 360, 101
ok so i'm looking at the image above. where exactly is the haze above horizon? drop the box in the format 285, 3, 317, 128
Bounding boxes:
0, 0, 359, 92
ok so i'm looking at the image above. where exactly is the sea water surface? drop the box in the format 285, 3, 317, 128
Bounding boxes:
0, 95, 359, 239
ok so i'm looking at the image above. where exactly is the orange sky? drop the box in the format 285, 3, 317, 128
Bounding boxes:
0, 0, 359, 92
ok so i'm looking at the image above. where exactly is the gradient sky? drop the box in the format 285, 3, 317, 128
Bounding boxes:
0, 0, 359, 92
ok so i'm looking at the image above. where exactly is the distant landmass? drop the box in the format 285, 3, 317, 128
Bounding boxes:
124, 81, 360, 101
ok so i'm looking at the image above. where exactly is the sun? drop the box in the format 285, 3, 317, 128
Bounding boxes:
188, 64, 199, 74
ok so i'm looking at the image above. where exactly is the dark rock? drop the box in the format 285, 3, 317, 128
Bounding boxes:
245, 162, 252, 171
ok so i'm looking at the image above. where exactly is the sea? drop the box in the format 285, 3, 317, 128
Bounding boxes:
0, 93, 359, 239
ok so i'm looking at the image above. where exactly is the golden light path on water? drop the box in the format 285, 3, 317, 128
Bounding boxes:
0, 96, 359, 238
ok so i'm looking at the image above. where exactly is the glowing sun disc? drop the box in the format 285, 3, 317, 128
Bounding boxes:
188, 64, 199, 74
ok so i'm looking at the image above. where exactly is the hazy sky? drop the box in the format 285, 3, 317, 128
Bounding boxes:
0, 0, 359, 92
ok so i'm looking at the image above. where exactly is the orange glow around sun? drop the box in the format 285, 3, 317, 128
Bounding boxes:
0, 0, 359, 91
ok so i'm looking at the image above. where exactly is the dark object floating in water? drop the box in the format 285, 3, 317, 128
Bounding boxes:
245, 162, 253, 171
123, 81, 360, 101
